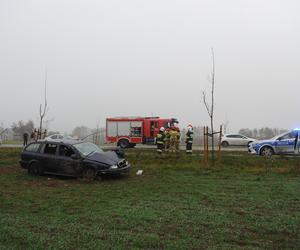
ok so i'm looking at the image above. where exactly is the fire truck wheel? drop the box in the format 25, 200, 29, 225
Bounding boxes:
118, 139, 129, 149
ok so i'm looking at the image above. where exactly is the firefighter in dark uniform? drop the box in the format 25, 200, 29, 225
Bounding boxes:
156, 127, 165, 153
186, 125, 194, 154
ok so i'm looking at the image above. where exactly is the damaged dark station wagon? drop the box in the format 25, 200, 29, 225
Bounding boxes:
19, 139, 130, 180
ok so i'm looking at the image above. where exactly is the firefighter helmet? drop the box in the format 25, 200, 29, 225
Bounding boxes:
160, 127, 165, 132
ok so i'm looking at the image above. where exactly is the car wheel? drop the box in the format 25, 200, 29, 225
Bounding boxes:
221, 141, 229, 147
28, 162, 41, 176
119, 139, 129, 149
260, 146, 274, 157
83, 167, 96, 180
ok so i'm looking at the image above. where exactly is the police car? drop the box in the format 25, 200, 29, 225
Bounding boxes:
248, 129, 300, 156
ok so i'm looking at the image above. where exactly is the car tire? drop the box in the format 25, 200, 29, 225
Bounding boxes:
260, 146, 274, 157
118, 139, 129, 149
221, 141, 229, 147
28, 162, 41, 176
83, 167, 96, 180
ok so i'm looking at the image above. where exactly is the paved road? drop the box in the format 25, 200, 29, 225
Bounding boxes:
0, 143, 248, 152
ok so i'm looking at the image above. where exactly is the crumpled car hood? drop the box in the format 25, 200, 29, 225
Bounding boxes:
85, 151, 121, 166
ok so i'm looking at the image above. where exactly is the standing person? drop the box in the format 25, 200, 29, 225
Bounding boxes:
164, 127, 171, 152
23, 132, 29, 146
175, 126, 181, 153
186, 124, 194, 154
43, 129, 47, 139
156, 127, 165, 153
294, 130, 299, 154
30, 130, 35, 142
169, 127, 177, 153
34, 129, 38, 141
37, 129, 41, 140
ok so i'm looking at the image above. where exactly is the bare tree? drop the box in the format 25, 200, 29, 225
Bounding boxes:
202, 48, 216, 164
39, 70, 48, 139
222, 119, 229, 134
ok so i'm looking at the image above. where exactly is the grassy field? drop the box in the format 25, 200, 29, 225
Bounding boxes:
1, 140, 23, 145
0, 148, 300, 249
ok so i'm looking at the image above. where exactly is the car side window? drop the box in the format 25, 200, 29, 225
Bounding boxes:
43, 143, 58, 155
280, 133, 295, 140
58, 145, 75, 157
25, 143, 40, 152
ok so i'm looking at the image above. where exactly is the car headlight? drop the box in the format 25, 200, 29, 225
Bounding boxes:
109, 165, 118, 170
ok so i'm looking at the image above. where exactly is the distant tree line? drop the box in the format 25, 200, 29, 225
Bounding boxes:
11, 120, 34, 137
238, 128, 288, 139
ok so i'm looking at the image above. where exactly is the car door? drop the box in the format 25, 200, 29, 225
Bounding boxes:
40, 143, 59, 173
230, 135, 241, 145
275, 132, 295, 154
235, 135, 246, 145
225, 135, 235, 145
240, 136, 250, 146
56, 145, 82, 176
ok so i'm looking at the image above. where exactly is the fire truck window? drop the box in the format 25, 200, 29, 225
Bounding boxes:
130, 126, 141, 137
155, 122, 158, 128
130, 122, 142, 137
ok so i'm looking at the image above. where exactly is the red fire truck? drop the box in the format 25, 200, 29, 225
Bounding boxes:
106, 117, 179, 148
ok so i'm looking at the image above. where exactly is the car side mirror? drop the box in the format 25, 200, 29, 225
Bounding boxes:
71, 154, 79, 160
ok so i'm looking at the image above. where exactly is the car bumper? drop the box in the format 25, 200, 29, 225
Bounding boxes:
248, 147, 258, 154
99, 164, 131, 175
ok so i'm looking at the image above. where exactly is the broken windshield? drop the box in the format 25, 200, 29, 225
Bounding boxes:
73, 142, 103, 156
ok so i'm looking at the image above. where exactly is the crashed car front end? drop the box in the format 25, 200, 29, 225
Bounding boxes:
83, 151, 131, 175
101, 159, 131, 174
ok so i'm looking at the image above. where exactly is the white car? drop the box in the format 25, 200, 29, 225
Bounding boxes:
44, 134, 65, 140
221, 134, 256, 147
44, 134, 75, 141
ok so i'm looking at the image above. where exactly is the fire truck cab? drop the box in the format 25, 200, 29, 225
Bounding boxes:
106, 117, 178, 148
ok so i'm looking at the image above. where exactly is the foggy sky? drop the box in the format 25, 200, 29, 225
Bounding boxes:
1, 0, 300, 133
